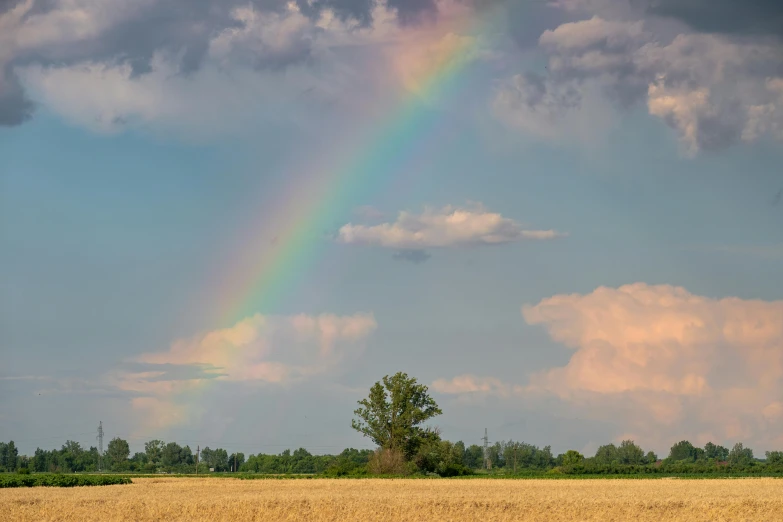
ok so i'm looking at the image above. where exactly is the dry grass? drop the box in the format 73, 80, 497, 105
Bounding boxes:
4, 477, 783, 521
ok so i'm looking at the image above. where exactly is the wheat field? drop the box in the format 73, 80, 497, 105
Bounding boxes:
4, 477, 783, 521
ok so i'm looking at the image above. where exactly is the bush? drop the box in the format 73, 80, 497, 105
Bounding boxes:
438, 463, 474, 477
368, 448, 410, 476
0, 474, 131, 488
17, 468, 31, 475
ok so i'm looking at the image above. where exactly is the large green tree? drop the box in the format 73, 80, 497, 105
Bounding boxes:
668, 440, 697, 462
144, 440, 165, 465
351, 372, 442, 458
106, 437, 130, 470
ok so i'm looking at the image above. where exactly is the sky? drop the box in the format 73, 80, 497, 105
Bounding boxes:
1, 0, 782, 458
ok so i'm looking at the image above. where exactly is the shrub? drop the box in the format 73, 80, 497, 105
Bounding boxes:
368, 448, 409, 476
0, 474, 131, 488
438, 463, 474, 477
17, 468, 31, 475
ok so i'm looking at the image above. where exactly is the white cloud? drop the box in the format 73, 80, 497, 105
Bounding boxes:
337, 204, 565, 249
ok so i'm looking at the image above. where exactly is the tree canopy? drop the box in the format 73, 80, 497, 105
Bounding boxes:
351, 372, 442, 458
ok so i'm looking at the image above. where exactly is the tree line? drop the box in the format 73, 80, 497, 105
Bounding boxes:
2, 373, 782, 476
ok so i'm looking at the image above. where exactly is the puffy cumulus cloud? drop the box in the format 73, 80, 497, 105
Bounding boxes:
521, 283, 783, 449
337, 204, 565, 249
495, 13, 783, 153
114, 312, 376, 430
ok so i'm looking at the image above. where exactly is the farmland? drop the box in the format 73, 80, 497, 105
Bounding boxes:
4, 477, 783, 521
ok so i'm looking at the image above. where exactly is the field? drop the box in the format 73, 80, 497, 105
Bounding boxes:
4, 477, 783, 521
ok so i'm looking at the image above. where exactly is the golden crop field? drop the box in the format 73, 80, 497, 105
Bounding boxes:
4, 477, 783, 521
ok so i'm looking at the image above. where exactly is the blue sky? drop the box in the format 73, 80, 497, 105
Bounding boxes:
1, 0, 782, 457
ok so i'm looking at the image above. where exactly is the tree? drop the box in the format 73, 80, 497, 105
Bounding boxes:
766, 451, 783, 469
704, 442, 729, 461
668, 440, 696, 462
351, 372, 442, 458
463, 444, 484, 469
561, 450, 585, 466
144, 440, 165, 465
645, 451, 658, 464
617, 440, 645, 465
594, 444, 619, 464
728, 443, 753, 466
106, 438, 130, 470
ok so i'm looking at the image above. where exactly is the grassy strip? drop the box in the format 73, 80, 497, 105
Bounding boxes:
0, 474, 132, 488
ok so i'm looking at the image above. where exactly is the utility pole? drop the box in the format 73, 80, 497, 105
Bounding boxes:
96, 421, 104, 472
482, 428, 489, 470
195, 446, 199, 475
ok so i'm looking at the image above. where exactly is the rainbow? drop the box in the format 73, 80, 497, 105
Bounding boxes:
218, 6, 500, 326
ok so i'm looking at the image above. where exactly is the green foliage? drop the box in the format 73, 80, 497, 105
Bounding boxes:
617, 440, 645, 465
17, 467, 30, 475
0, 441, 18, 472
704, 442, 729, 461
351, 372, 442, 459
728, 442, 754, 466
668, 440, 697, 462
0, 474, 131, 488
594, 443, 619, 464
107, 438, 130, 471
561, 450, 585, 466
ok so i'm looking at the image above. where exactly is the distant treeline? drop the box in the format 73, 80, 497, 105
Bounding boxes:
1, 438, 782, 476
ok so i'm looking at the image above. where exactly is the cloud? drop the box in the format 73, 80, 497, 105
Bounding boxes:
641, 0, 783, 38
495, 14, 783, 153
521, 283, 783, 448
114, 312, 376, 431
432, 374, 521, 397
337, 204, 565, 249
133, 312, 377, 381
433, 283, 783, 449
1, 0, 479, 129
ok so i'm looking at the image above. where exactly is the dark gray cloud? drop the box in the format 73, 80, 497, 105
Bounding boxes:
496, 14, 783, 153
641, 0, 783, 38
504, 0, 573, 49
0, 67, 33, 125
296, 0, 375, 26
393, 249, 432, 264
0, 0, 457, 127
386, 0, 438, 25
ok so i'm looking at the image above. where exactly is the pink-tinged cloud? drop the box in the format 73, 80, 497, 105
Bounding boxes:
522, 283, 783, 449
432, 374, 521, 397
434, 283, 783, 450
134, 312, 377, 382
117, 312, 377, 432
